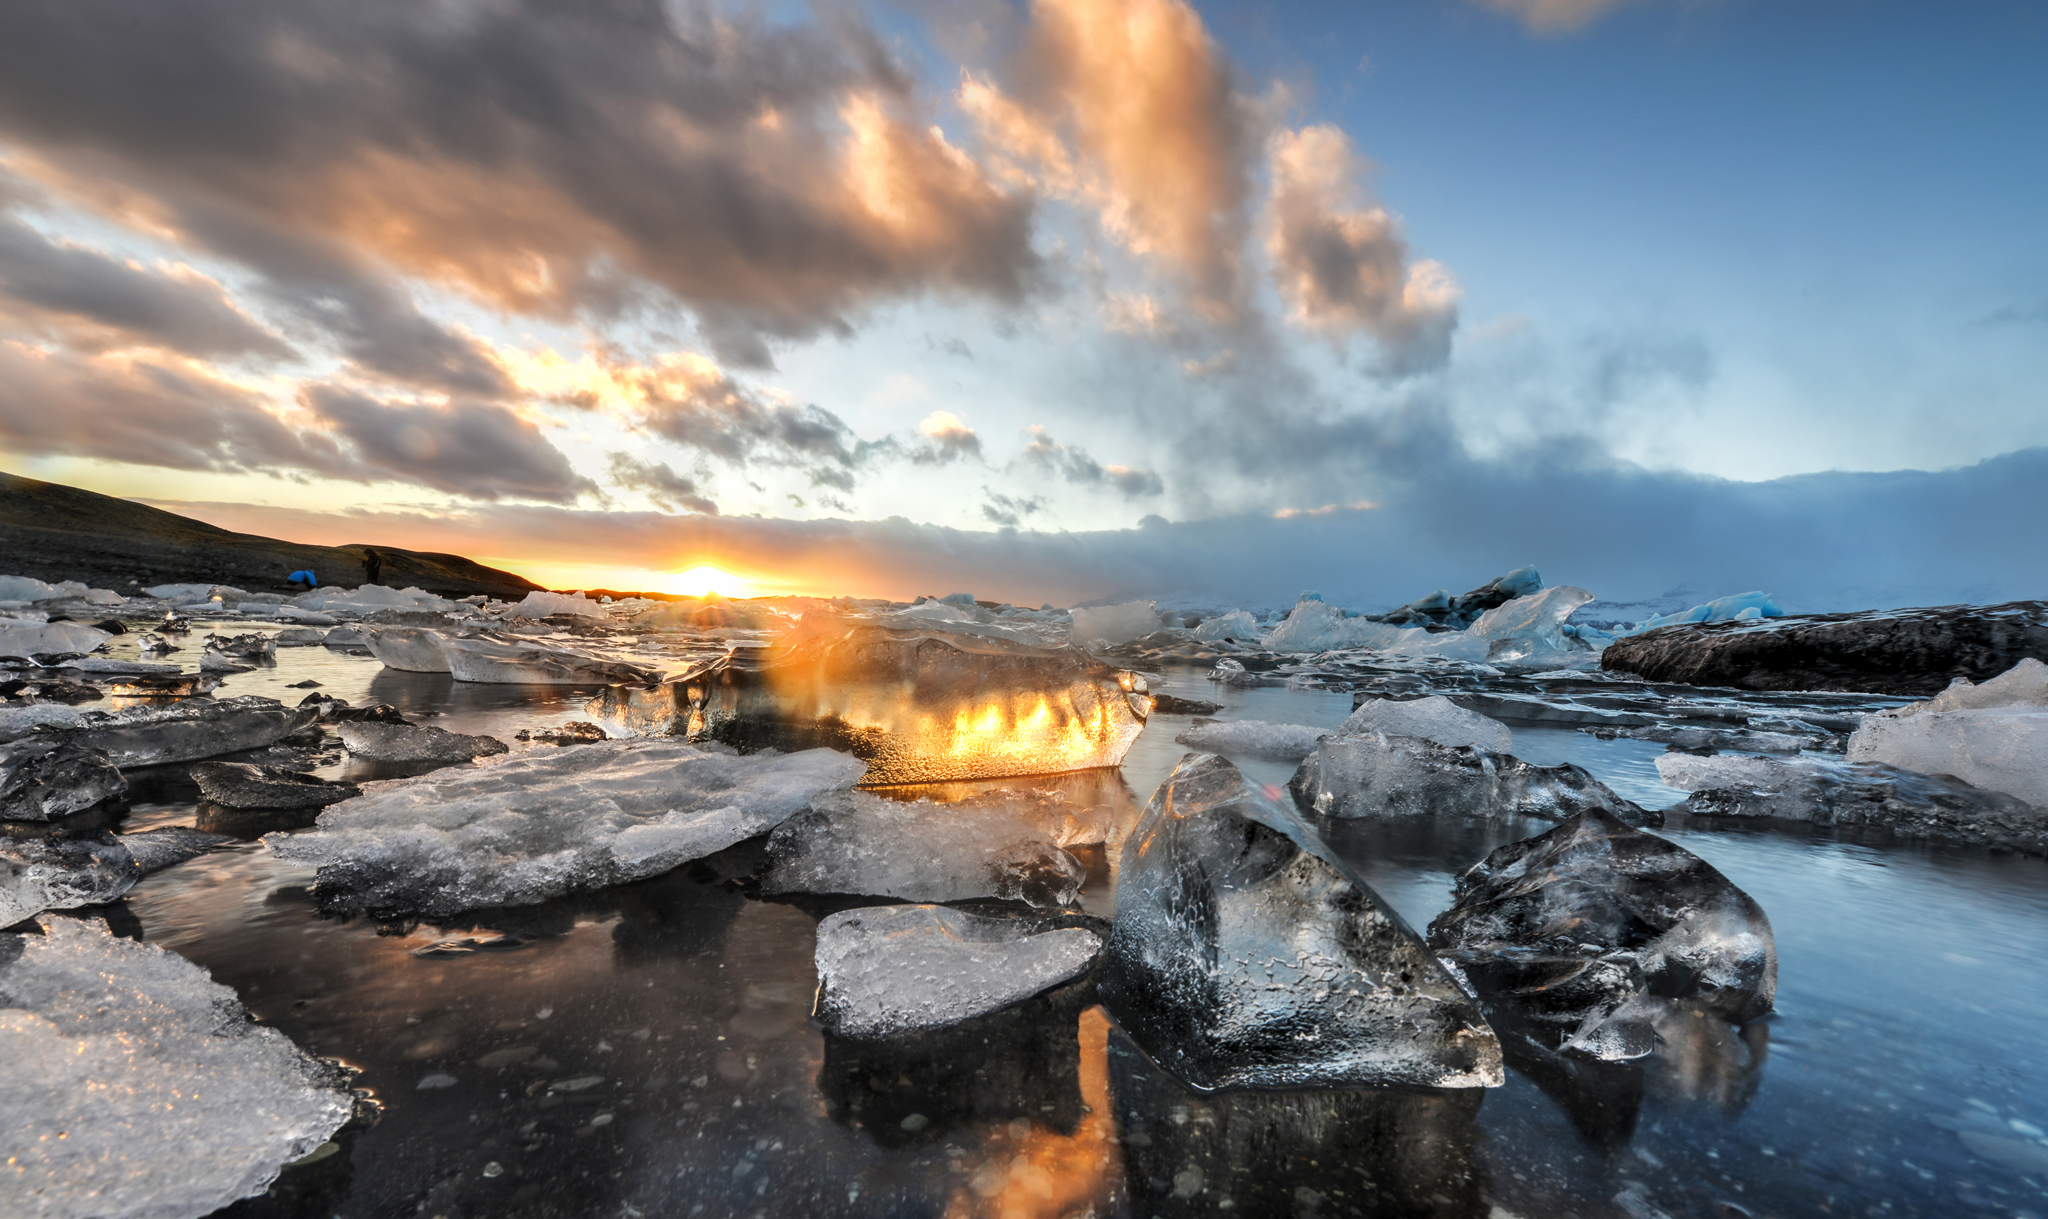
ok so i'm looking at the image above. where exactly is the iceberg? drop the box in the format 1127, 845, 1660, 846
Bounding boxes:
1847, 659, 2048, 808
362, 625, 453, 672
1375, 564, 1546, 629
1100, 753, 1503, 1091
1258, 585, 1600, 669
336, 721, 509, 762
1617, 590, 1786, 637
1427, 810, 1777, 1060
813, 904, 1103, 1039
762, 788, 1107, 907
1190, 610, 1261, 641
0, 620, 111, 659
0, 738, 127, 821
1259, 599, 1407, 652
1171, 718, 1329, 761
1291, 730, 1654, 824
265, 740, 864, 916
1339, 695, 1513, 752
439, 635, 661, 685
587, 619, 1150, 785
1069, 600, 1166, 646
502, 590, 606, 618
44, 696, 316, 769
1657, 751, 2048, 852
0, 917, 355, 1219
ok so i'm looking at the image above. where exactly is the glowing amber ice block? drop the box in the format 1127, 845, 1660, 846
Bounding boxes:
588, 622, 1151, 785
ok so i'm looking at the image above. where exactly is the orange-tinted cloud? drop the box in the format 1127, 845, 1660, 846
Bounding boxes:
961, 0, 1255, 316
1266, 124, 1459, 372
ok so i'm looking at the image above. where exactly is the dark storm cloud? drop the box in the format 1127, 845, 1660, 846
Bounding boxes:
301, 386, 593, 503
606, 452, 718, 515
0, 0, 1041, 363
0, 213, 289, 358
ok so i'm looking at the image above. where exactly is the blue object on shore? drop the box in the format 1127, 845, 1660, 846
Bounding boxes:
289, 569, 318, 587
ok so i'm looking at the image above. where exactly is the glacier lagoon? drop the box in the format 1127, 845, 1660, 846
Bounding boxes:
5, 596, 2048, 1219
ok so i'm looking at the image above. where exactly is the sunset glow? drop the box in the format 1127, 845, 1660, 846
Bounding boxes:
664, 564, 752, 598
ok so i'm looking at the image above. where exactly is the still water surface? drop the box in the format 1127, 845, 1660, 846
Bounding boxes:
94, 638, 2048, 1218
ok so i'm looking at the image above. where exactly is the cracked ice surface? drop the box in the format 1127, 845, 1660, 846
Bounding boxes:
266, 740, 864, 916
814, 904, 1103, 1039
0, 917, 354, 1219
763, 788, 1109, 908
1101, 753, 1503, 1091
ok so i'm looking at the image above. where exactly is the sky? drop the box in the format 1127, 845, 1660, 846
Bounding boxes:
0, 0, 2042, 609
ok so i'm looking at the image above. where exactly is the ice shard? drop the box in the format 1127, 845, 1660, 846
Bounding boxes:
266, 740, 863, 916
1291, 730, 1656, 825
762, 788, 1107, 907
1100, 753, 1503, 1091
0, 738, 126, 821
337, 721, 509, 762
813, 904, 1104, 1039
585, 618, 1150, 784
41, 696, 316, 769
1427, 810, 1776, 1061
0, 917, 355, 1218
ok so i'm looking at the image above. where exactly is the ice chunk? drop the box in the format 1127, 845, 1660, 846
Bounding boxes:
0, 574, 64, 601
1657, 751, 2048, 851
1340, 695, 1513, 752
587, 619, 1149, 784
204, 632, 276, 660
337, 721, 508, 762
144, 582, 248, 602
272, 627, 329, 646
762, 788, 1108, 907
1190, 610, 1262, 641
363, 625, 453, 672
1292, 731, 1653, 824
502, 590, 605, 618
0, 703, 95, 744
1101, 753, 1503, 1090
120, 826, 230, 873
0, 832, 139, 926
1427, 810, 1777, 1059
1069, 600, 1166, 645
291, 583, 456, 614
1376, 565, 1546, 630
1171, 719, 1330, 761
813, 904, 1103, 1039
266, 740, 864, 916
0, 620, 111, 659
191, 762, 363, 810
1259, 599, 1408, 652
1618, 590, 1786, 637
0, 738, 127, 821
1847, 661, 2048, 808
1447, 585, 1598, 666
0, 917, 354, 1217
633, 600, 788, 631
45, 696, 316, 769
439, 635, 660, 684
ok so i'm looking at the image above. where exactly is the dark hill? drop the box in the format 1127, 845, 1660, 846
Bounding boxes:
0, 472, 543, 599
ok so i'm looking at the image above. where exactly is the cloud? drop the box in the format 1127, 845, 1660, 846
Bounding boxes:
0, 0, 1039, 363
1019, 424, 1163, 497
960, 0, 1256, 314
981, 487, 1048, 527
0, 212, 290, 358
606, 452, 717, 515
300, 385, 593, 502
1266, 125, 1459, 373
913, 409, 983, 464
1471, 0, 1638, 34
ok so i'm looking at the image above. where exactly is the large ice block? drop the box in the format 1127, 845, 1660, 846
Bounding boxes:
1427, 810, 1776, 1060
0, 917, 355, 1218
813, 904, 1104, 1039
439, 635, 661, 685
0, 738, 127, 821
1069, 600, 1165, 645
44, 695, 316, 769
762, 788, 1107, 907
586, 619, 1150, 785
1339, 694, 1513, 751
1847, 660, 2048, 808
1101, 753, 1502, 1091
363, 625, 454, 672
1291, 730, 1654, 824
0, 620, 111, 659
266, 740, 863, 916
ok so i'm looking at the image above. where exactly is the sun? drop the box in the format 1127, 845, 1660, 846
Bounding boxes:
664, 564, 752, 598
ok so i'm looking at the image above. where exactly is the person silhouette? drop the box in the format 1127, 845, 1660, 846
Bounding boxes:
362, 548, 383, 586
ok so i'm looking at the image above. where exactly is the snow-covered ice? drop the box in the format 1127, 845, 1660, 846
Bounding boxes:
1101, 753, 1503, 1091
1292, 731, 1651, 824
762, 788, 1107, 907
266, 740, 864, 916
1847, 660, 2048, 808
0, 917, 355, 1219
1339, 695, 1513, 752
813, 904, 1103, 1039
1171, 719, 1330, 761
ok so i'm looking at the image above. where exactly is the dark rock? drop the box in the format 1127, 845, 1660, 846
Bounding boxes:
13, 680, 104, 704
1370, 565, 1543, 631
337, 721, 506, 762
1149, 693, 1224, 715
190, 762, 363, 810
90, 619, 126, 635
0, 738, 127, 821
1101, 753, 1502, 1091
286, 679, 322, 689
1427, 810, 1776, 1061
1600, 600, 2048, 695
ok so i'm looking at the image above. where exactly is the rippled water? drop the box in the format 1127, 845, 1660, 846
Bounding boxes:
67, 632, 2048, 1218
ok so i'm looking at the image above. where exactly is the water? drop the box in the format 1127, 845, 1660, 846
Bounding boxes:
39, 632, 2048, 1217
